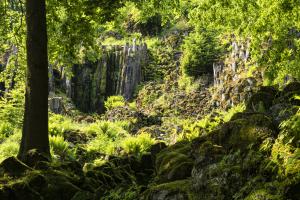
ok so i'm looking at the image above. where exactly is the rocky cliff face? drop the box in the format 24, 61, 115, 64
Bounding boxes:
67, 42, 147, 113
212, 38, 263, 110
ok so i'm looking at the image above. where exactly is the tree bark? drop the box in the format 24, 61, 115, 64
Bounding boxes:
18, 0, 50, 160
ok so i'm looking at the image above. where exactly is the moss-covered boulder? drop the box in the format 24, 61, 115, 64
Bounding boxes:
244, 189, 283, 200
155, 142, 193, 183
0, 168, 83, 200
0, 157, 32, 177
274, 82, 300, 105
23, 149, 50, 168
71, 191, 94, 200
141, 179, 197, 200
282, 81, 300, 94
191, 140, 225, 168
195, 113, 277, 153
269, 103, 298, 126
0, 186, 12, 200
188, 111, 283, 199
246, 92, 274, 112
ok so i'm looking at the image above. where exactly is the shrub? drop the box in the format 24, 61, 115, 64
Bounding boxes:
50, 135, 75, 161
86, 121, 130, 156
121, 133, 155, 155
105, 96, 126, 111
49, 114, 75, 136
0, 132, 21, 162
181, 29, 222, 78
0, 122, 14, 141
0, 87, 25, 128
220, 103, 246, 123
178, 75, 201, 93
86, 134, 119, 155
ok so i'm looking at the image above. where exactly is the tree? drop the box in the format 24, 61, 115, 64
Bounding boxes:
18, 0, 50, 160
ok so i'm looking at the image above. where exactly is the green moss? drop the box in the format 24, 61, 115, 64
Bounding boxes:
246, 92, 274, 112
142, 179, 197, 200
201, 114, 276, 152
244, 189, 283, 200
154, 142, 193, 182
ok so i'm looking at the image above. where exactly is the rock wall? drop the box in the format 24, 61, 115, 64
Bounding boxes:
0, 46, 18, 95
69, 41, 147, 113
212, 38, 263, 109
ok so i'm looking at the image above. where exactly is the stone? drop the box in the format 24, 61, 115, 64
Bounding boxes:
23, 149, 50, 167
167, 161, 193, 181
48, 97, 65, 114
10, 182, 42, 200
259, 86, 278, 97
71, 43, 147, 113
71, 191, 94, 200
141, 180, 194, 200
0, 186, 12, 200
282, 81, 300, 94
140, 153, 154, 170
151, 190, 188, 200
196, 113, 276, 153
246, 77, 257, 86
155, 142, 193, 183
246, 92, 274, 112
150, 142, 167, 158
269, 103, 298, 126
0, 157, 32, 177
27, 174, 48, 193
43, 181, 81, 200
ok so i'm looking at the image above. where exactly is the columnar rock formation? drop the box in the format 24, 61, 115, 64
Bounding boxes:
69, 41, 148, 113
0, 46, 18, 95
212, 38, 262, 109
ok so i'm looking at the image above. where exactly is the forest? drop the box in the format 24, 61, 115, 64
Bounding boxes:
0, 0, 299, 199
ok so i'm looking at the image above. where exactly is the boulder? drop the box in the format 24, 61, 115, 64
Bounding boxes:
282, 81, 300, 94
48, 97, 65, 114
246, 92, 274, 112
195, 113, 277, 153
0, 157, 32, 177
150, 142, 167, 156
141, 180, 195, 200
155, 142, 193, 183
23, 149, 50, 167
269, 103, 298, 126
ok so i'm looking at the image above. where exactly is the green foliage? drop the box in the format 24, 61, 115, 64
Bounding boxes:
49, 114, 75, 136
280, 109, 300, 148
0, 86, 25, 128
177, 103, 245, 141
50, 135, 76, 161
188, 0, 300, 83
144, 38, 175, 81
0, 122, 14, 141
105, 96, 126, 111
219, 103, 246, 123
101, 185, 142, 200
268, 109, 300, 178
86, 121, 130, 155
0, 132, 21, 162
181, 29, 222, 77
87, 134, 117, 156
178, 116, 220, 141
121, 133, 155, 155
178, 75, 201, 93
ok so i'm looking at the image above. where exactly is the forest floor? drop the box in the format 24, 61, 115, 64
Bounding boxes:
0, 80, 300, 200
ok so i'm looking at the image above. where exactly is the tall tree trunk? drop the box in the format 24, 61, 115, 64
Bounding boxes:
18, 0, 50, 160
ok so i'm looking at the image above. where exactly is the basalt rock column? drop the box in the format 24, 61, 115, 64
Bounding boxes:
70, 41, 148, 113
